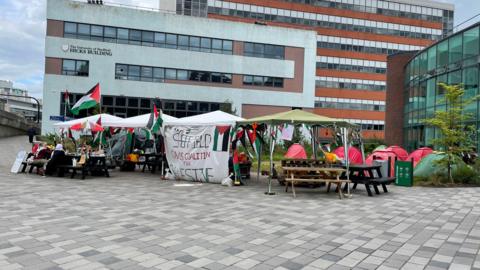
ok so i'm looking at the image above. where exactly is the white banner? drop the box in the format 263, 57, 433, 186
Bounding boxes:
164, 125, 231, 183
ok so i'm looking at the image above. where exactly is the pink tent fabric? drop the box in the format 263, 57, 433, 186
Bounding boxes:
333, 146, 363, 164
386, 145, 409, 161
407, 147, 433, 167
284, 143, 307, 159
366, 150, 397, 176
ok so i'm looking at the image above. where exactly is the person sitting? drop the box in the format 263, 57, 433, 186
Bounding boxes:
45, 144, 69, 176
29, 143, 52, 175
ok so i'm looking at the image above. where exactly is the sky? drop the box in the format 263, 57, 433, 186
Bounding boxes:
0, 0, 478, 98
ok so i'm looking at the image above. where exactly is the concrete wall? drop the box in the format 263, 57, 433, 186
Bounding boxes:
0, 110, 38, 138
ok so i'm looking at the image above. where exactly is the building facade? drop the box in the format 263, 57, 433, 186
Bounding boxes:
42, 0, 316, 134
204, 0, 454, 139
386, 22, 480, 151
0, 80, 42, 121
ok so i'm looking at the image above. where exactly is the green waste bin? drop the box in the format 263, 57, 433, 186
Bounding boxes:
395, 160, 413, 187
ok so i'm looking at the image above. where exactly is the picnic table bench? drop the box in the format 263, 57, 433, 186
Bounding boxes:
57, 155, 109, 180
342, 164, 396, 196
20, 161, 44, 173
282, 166, 349, 199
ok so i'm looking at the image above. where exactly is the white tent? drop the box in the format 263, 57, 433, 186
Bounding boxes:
166, 110, 244, 126
53, 114, 123, 128
107, 113, 177, 128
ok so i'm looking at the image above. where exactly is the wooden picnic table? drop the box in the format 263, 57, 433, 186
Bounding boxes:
342, 164, 395, 196
139, 153, 164, 174
282, 166, 350, 199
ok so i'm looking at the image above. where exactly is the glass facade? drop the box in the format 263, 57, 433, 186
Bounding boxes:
403, 23, 480, 151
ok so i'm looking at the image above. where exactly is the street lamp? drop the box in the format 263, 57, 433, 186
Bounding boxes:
0, 93, 41, 123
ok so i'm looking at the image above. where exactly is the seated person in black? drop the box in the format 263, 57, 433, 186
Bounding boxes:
45, 144, 70, 176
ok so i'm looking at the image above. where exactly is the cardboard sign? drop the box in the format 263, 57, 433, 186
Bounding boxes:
164, 125, 231, 183
10, 151, 27, 174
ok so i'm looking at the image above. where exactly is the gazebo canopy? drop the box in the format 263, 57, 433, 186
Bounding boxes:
237, 109, 355, 127
53, 114, 123, 128
107, 113, 177, 128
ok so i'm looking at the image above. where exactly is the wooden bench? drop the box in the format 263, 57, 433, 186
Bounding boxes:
283, 167, 349, 199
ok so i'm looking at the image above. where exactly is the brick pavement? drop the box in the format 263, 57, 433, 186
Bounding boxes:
1, 137, 480, 269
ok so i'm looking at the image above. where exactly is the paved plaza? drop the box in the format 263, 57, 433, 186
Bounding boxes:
1, 137, 480, 270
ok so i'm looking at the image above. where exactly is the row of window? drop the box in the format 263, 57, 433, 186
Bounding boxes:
316, 78, 386, 91
316, 62, 386, 74
60, 93, 223, 118
62, 59, 89, 76
359, 123, 385, 131
282, 0, 446, 23
317, 41, 401, 56
315, 101, 385, 111
64, 21, 234, 55
407, 26, 480, 83
208, 1, 442, 40
317, 35, 424, 53
243, 75, 284, 88
115, 64, 233, 84
244, 42, 284, 60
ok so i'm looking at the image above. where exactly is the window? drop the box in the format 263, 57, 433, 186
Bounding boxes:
437, 40, 448, 67
177, 70, 188, 80
129, 30, 142, 45
448, 35, 462, 64
77, 24, 90, 38
90, 25, 103, 41
165, 69, 177, 79
178, 35, 189, 50
153, 68, 165, 82
463, 26, 479, 60
189, 36, 201, 51
427, 46, 436, 71
200, 37, 211, 52
142, 31, 154, 46
115, 64, 128, 79
64, 22, 77, 37
243, 75, 253, 85
140, 66, 153, 81
104, 27, 116, 42
212, 39, 223, 53
128, 65, 140, 80
154, 33, 166, 47
62, 59, 89, 76
166, 34, 177, 49
117, 28, 129, 43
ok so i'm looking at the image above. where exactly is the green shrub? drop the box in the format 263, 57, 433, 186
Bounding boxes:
452, 165, 478, 184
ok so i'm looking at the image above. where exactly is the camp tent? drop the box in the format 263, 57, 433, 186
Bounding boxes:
167, 110, 244, 125
53, 114, 123, 128
284, 144, 307, 159
238, 109, 356, 194
386, 145, 409, 161
413, 152, 471, 178
408, 147, 433, 167
373, 145, 387, 152
107, 113, 177, 128
334, 146, 363, 164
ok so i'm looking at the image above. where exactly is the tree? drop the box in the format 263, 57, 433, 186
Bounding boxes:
423, 83, 478, 183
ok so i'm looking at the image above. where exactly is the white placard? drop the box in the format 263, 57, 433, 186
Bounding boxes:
164, 125, 231, 183
281, 124, 294, 141
10, 151, 27, 174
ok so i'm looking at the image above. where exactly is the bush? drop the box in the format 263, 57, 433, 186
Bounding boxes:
452, 165, 478, 185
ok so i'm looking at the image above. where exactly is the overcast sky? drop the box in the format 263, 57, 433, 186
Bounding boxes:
0, 0, 478, 98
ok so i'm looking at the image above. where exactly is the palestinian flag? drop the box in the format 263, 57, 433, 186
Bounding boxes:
247, 129, 262, 158
213, 126, 231, 152
70, 121, 87, 131
147, 103, 163, 134
93, 130, 107, 145
67, 128, 73, 139
64, 90, 70, 111
233, 149, 241, 185
70, 83, 101, 115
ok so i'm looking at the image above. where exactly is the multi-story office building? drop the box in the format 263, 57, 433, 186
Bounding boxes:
0, 80, 42, 121
386, 22, 480, 151
204, 0, 454, 139
42, 0, 316, 133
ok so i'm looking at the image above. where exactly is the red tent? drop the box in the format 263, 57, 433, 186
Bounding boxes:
334, 146, 363, 164
366, 150, 397, 176
284, 143, 307, 159
386, 145, 409, 161
407, 147, 433, 167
